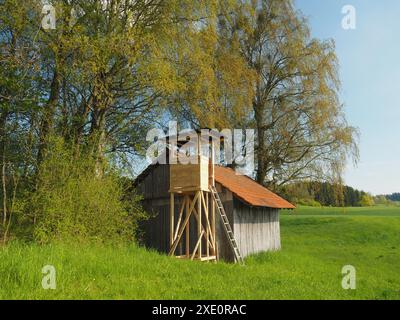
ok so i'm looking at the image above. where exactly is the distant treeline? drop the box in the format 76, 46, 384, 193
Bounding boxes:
282, 182, 399, 207
386, 193, 400, 202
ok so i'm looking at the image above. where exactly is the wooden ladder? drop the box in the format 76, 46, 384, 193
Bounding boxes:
210, 185, 244, 265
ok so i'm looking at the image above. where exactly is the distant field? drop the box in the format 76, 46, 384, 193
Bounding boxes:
283, 205, 400, 216
1, 205, 400, 300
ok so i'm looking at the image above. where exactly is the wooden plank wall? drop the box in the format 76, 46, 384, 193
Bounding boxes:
139, 164, 171, 253
139, 163, 202, 255
233, 198, 281, 257
142, 199, 197, 254
143, 165, 170, 199
214, 184, 235, 262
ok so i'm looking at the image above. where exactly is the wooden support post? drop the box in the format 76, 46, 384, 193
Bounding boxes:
210, 139, 216, 257
200, 191, 215, 247
173, 197, 186, 242
169, 192, 200, 256
170, 192, 174, 248
185, 195, 190, 258
191, 230, 204, 261
192, 206, 214, 249
206, 192, 209, 258
211, 199, 216, 257
211, 141, 215, 186
197, 191, 202, 259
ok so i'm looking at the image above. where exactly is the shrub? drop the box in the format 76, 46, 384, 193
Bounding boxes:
359, 194, 375, 207
28, 137, 146, 244
297, 198, 322, 207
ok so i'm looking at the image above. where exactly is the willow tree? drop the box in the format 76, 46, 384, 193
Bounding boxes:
165, 1, 256, 129
38, 1, 256, 167
220, 0, 359, 188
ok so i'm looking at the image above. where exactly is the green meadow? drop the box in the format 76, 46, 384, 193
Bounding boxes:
1, 206, 400, 300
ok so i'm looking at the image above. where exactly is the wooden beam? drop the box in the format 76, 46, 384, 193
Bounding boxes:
211, 191, 216, 256
185, 195, 190, 257
210, 140, 216, 257
197, 191, 202, 258
200, 191, 215, 246
192, 206, 214, 249
210, 139, 215, 186
206, 192, 209, 258
191, 230, 204, 260
173, 196, 186, 242
200, 255, 217, 261
169, 192, 200, 256
170, 192, 174, 248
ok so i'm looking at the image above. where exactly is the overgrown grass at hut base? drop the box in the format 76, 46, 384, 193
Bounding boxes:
1, 206, 400, 299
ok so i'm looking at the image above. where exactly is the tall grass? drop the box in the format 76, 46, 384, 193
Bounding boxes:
1, 206, 400, 299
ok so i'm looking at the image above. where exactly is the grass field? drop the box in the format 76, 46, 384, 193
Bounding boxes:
1, 205, 400, 300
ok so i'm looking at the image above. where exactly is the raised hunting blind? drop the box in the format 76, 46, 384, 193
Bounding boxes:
135, 131, 295, 263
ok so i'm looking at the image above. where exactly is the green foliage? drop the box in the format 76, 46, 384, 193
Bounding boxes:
386, 193, 400, 202
374, 195, 390, 206
282, 181, 369, 207
359, 194, 375, 207
297, 199, 322, 207
220, 0, 359, 187
28, 137, 145, 244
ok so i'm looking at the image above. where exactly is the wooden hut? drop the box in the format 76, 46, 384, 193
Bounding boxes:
135, 131, 295, 262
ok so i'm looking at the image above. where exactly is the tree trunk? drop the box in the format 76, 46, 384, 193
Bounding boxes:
0, 111, 8, 226
37, 68, 61, 167
1, 155, 6, 227
254, 101, 267, 185
88, 72, 111, 177
89, 108, 107, 177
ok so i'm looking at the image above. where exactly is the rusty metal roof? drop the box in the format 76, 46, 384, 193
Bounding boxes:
215, 166, 295, 209
134, 163, 295, 209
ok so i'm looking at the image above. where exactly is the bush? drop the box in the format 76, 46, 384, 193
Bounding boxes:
28, 137, 146, 244
297, 198, 322, 207
359, 194, 375, 207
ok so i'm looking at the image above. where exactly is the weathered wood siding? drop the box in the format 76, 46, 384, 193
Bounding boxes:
137, 164, 171, 253
233, 198, 281, 257
214, 183, 235, 262
138, 164, 210, 255
137, 164, 281, 262
141, 199, 199, 255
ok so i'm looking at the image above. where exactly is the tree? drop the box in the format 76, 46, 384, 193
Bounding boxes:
359, 194, 375, 207
374, 195, 389, 205
164, 1, 256, 129
0, 0, 42, 236
0, 0, 254, 241
282, 180, 369, 207
387, 193, 400, 202
219, 0, 358, 189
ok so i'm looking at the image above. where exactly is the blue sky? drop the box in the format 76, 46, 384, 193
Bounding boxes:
295, 0, 400, 195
